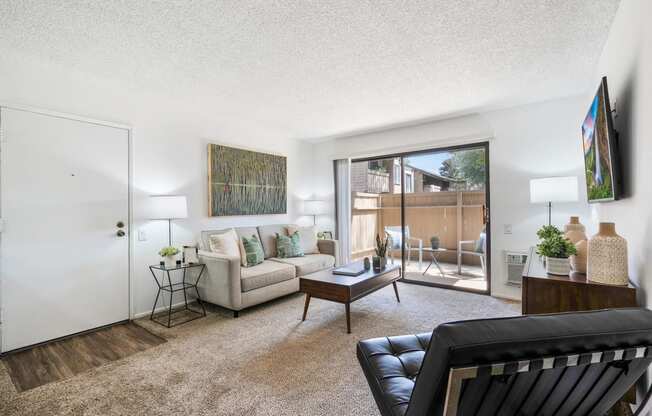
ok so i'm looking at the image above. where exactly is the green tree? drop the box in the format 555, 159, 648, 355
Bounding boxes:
439, 149, 485, 190
438, 158, 458, 179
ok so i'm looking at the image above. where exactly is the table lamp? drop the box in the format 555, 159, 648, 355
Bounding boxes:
303, 199, 327, 225
148, 195, 188, 245
530, 177, 578, 226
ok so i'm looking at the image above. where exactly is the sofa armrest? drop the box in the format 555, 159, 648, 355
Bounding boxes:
197, 250, 243, 310
318, 239, 340, 266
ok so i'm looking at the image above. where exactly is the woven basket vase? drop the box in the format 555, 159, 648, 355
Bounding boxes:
587, 223, 628, 285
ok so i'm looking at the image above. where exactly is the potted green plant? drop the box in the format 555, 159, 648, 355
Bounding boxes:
159, 246, 180, 268
536, 225, 577, 275
430, 236, 440, 250
373, 234, 389, 272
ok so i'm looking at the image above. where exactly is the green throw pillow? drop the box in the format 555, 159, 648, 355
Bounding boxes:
276, 232, 304, 258
242, 234, 264, 267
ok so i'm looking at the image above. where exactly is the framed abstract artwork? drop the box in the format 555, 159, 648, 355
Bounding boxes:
208, 144, 287, 216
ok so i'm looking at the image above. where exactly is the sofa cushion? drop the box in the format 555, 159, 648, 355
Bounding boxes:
287, 225, 320, 254
200, 228, 231, 251
234, 226, 261, 243
240, 260, 296, 292
257, 224, 287, 258
208, 228, 241, 258
271, 254, 335, 276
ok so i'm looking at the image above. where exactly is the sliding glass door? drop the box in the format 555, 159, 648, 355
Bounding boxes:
401, 144, 489, 293
350, 157, 402, 264
347, 142, 490, 294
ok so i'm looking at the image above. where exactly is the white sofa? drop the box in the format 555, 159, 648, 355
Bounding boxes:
197, 225, 339, 317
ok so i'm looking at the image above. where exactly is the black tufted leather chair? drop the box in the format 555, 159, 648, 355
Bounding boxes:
357, 308, 652, 416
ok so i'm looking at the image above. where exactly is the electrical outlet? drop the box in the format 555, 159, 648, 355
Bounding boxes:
504, 224, 513, 235
138, 230, 147, 241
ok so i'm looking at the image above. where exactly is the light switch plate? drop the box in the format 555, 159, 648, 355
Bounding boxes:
138, 229, 147, 241
504, 224, 513, 234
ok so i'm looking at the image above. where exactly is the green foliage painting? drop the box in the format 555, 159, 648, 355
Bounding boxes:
208, 144, 287, 216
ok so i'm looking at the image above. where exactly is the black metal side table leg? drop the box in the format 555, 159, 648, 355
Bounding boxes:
167, 270, 173, 328
193, 265, 207, 316
150, 288, 161, 320
193, 286, 207, 316
182, 268, 189, 310
149, 266, 163, 321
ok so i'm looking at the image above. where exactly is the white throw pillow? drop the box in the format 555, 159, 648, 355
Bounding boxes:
208, 229, 241, 260
287, 225, 320, 255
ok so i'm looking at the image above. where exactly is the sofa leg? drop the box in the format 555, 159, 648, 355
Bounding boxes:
233, 310, 239, 318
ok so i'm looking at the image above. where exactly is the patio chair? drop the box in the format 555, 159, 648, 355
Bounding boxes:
457, 227, 485, 275
384, 226, 423, 270
357, 308, 652, 416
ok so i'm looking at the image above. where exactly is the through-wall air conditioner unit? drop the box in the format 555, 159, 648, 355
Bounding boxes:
505, 251, 528, 287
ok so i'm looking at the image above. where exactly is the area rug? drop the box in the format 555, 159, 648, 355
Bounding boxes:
0, 283, 519, 415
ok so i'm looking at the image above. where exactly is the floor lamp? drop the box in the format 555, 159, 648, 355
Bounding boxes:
148, 195, 188, 245
529, 177, 578, 226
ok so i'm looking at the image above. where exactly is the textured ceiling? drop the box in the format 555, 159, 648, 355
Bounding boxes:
0, 1, 620, 141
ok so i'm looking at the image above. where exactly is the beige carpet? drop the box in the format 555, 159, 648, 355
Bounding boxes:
0, 283, 519, 415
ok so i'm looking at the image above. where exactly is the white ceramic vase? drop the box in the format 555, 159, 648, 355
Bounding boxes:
587, 223, 628, 285
546, 257, 571, 276
164, 256, 177, 268
571, 240, 588, 274
564, 216, 587, 243
565, 216, 588, 274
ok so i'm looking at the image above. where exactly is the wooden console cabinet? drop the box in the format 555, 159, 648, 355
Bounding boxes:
521, 247, 637, 315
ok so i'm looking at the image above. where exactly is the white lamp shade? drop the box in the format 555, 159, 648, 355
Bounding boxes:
530, 177, 579, 204
148, 195, 188, 219
303, 199, 327, 215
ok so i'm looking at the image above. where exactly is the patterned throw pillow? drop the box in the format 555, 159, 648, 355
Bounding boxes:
276, 232, 304, 258
241, 234, 265, 267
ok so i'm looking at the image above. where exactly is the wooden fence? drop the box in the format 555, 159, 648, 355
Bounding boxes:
351, 190, 486, 265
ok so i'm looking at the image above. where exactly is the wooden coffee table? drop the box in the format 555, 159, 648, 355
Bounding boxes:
299, 262, 402, 333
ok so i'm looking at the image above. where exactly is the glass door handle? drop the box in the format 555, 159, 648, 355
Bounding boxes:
482, 205, 489, 224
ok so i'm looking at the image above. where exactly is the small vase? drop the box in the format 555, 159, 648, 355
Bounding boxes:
571, 239, 588, 274
564, 216, 587, 244
546, 257, 571, 275
373, 256, 387, 272
164, 256, 177, 268
587, 223, 628, 285
363, 257, 371, 270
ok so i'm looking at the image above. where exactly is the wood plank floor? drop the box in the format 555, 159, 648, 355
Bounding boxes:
2, 322, 166, 392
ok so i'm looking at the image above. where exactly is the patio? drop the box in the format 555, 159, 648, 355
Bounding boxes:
400, 260, 487, 292
350, 187, 487, 292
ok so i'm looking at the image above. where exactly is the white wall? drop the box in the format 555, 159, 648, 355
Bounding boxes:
0, 51, 316, 316
590, 0, 652, 306
311, 0, 652, 304
313, 96, 593, 300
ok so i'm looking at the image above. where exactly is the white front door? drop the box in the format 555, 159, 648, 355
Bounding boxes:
0, 107, 130, 352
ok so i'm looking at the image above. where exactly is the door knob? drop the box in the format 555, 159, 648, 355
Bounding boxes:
116, 230, 126, 237
117, 221, 125, 228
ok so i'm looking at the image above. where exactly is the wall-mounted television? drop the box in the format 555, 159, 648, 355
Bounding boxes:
581, 76, 621, 203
